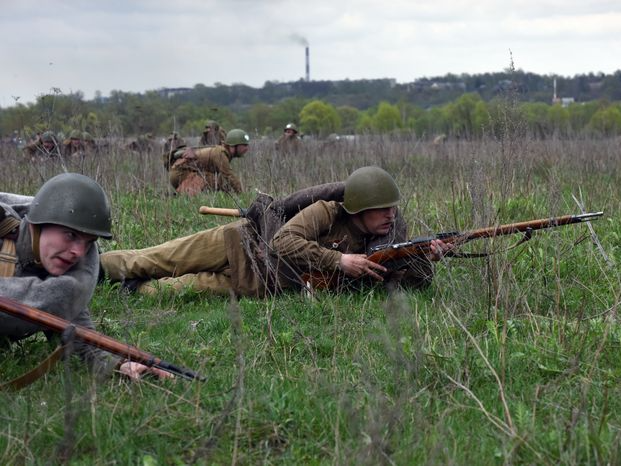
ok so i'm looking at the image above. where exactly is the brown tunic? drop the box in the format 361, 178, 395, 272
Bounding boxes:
266, 200, 434, 292
199, 127, 227, 146
101, 196, 433, 297
169, 145, 242, 194
275, 134, 302, 153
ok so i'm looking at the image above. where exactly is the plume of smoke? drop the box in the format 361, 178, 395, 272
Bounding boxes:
289, 33, 309, 47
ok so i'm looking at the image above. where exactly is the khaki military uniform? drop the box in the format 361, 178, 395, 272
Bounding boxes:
199, 127, 227, 146
169, 145, 243, 194
275, 134, 302, 153
23, 141, 59, 158
62, 139, 86, 157
163, 136, 185, 155
270, 201, 433, 290
101, 196, 433, 297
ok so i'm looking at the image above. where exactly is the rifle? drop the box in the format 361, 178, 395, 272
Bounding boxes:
303, 212, 604, 290
0, 296, 206, 382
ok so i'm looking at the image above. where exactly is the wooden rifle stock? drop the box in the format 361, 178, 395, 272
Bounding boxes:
304, 212, 603, 290
199, 206, 247, 217
0, 296, 206, 381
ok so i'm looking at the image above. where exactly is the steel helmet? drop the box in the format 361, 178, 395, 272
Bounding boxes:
28, 173, 112, 239
225, 129, 250, 146
82, 131, 94, 142
69, 129, 82, 140
343, 166, 400, 214
284, 123, 298, 133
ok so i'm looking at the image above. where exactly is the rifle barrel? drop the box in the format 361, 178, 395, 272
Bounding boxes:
0, 296, 205, 381
465, 212, 604, 240
368, 212, 604, 263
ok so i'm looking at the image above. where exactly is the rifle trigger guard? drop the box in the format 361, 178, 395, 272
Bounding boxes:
521, 227, 533, 243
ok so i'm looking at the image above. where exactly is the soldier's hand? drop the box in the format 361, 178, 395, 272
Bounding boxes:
339, 254, 387, 281
119, 361, 174, 381
427, 239, 453, 261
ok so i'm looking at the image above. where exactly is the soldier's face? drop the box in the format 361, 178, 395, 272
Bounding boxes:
285, 129, 296, 137
35, 224, 97, 276
357, 207, 396, 236
43, 141, 55, 151
235, 144, 249, 156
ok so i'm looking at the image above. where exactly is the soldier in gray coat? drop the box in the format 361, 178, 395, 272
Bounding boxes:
0, 173, 170, 382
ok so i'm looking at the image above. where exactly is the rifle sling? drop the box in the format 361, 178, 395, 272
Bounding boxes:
448, 229, 533, 259
0, 215, 20, 277
0, 344, 64, 391
0, 238, 17, 277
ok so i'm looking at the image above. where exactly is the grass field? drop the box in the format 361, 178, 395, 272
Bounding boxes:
1, 132, 621, 465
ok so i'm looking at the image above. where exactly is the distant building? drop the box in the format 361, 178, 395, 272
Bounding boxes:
552, 78, 575, 107
157, 87, 192, 98
429, 81, 466, 91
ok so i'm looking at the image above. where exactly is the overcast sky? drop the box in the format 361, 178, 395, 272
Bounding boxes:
1, 0, 620, 107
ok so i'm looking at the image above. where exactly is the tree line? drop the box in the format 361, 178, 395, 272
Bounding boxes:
1, 69, 621, 141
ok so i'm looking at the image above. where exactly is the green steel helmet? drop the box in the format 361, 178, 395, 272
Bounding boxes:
343, 166, 400, 214
27, 173, 112, 239
69, 129, 82, 140
225, 129, 250, 146
204, 120, 218, 129
284, 123, 298, 133
82, 131, 94, 142
41, 131, 55, 143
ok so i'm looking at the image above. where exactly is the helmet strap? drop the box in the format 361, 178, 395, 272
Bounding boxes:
29, 224, 42, 265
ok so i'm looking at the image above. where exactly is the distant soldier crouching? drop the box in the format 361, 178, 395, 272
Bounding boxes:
167, 129, 250, 195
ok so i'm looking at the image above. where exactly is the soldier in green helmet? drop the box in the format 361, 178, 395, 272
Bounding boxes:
0, 173, 170, 381
163, 131, 186, 154
275, 122, 302, 154
62, 129, 86, 156
82, 131, 98, 153
23, 130, 60, 158
168, 128, 251, 195
100, 166, 450, 296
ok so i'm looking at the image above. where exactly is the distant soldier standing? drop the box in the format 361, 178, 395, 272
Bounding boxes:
199, 120, 227, 146
168, 128, 250, 195
163, 132, 186, 154
275, 123, 302, 154
82, 132, 98, 153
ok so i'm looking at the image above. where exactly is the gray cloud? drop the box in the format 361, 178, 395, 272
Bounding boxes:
0, 0, 619, 105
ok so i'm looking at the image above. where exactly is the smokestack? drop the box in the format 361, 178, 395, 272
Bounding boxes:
305, 46, 310, 82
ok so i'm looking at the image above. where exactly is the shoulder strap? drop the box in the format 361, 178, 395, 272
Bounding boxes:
0, 215, 20, 237
0, 215, 19, 277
